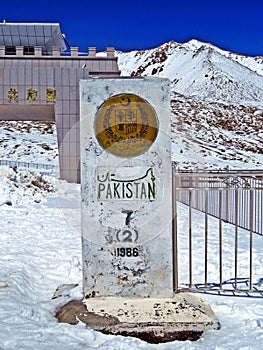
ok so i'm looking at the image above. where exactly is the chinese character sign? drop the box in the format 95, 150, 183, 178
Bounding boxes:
8, 88, 18, 103
46, 88, 56, 102
27, 88, 38, 101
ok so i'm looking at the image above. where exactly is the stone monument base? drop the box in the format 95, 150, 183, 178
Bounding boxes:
56, 293, 220, 343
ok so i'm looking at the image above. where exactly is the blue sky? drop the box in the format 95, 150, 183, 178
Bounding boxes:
1, 0, 262, 56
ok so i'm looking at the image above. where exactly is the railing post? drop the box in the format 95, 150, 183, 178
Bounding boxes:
234, 189, 239, 290
172, 172, 178, 292
249, 189, 254, 290
204, 189, 208, 288
189, 189, 193, 288
219, 189, 223, 289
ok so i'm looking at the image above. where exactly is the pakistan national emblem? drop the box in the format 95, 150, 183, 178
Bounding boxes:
95, 93, 159, 157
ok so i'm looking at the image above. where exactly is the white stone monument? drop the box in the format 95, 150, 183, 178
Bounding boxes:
75, 77, 220, 343
80, 77, 173, 299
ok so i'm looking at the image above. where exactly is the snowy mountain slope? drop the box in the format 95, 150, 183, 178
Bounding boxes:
118, 39, 263, 79
0, 121, 58, 165
1, 107, 262, 171
117, 40, 263, 169
181, 39, 263, 77
171, 46, 263, 104
232, 53, 263, 77
171, 92, 263, 170
117, 40, 263, 105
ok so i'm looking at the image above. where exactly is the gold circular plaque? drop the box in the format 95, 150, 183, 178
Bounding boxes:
95, 93, 159, 157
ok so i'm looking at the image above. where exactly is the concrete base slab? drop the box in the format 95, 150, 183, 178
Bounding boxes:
56, 293, 220, 343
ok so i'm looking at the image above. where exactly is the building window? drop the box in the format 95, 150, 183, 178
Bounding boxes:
5, 46, 16, 55
23, 46, 35, 55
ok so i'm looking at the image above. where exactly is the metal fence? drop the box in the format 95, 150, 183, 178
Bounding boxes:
0, 159, 56, 175
172, 170, 263, 297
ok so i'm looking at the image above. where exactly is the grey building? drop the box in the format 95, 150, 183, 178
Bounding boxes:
0, 22, 120, 182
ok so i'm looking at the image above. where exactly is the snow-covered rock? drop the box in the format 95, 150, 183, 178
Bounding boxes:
117, 40, 263, 105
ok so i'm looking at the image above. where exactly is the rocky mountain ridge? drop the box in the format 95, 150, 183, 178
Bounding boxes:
117, 40, 263, 105
117, 40, 263, 170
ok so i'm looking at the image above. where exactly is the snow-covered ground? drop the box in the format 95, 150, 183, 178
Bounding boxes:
0, 120, 263, 349
1, 164, 263, 349
0, 121, 58, 165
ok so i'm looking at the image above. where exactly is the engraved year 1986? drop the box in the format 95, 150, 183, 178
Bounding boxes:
116, 247, 139, 257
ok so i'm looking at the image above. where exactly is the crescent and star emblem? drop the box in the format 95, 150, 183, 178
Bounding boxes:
120, 96, 131, 106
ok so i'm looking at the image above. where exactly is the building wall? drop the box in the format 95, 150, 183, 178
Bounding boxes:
0, 47, 121, 182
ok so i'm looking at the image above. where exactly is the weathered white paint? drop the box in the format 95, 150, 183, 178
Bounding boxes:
80, 77, 173, 298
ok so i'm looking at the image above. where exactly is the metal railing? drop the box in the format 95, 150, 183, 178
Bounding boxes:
173, 170, 263, 297
0, 159, 56, 175
173, 171, 263, 235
